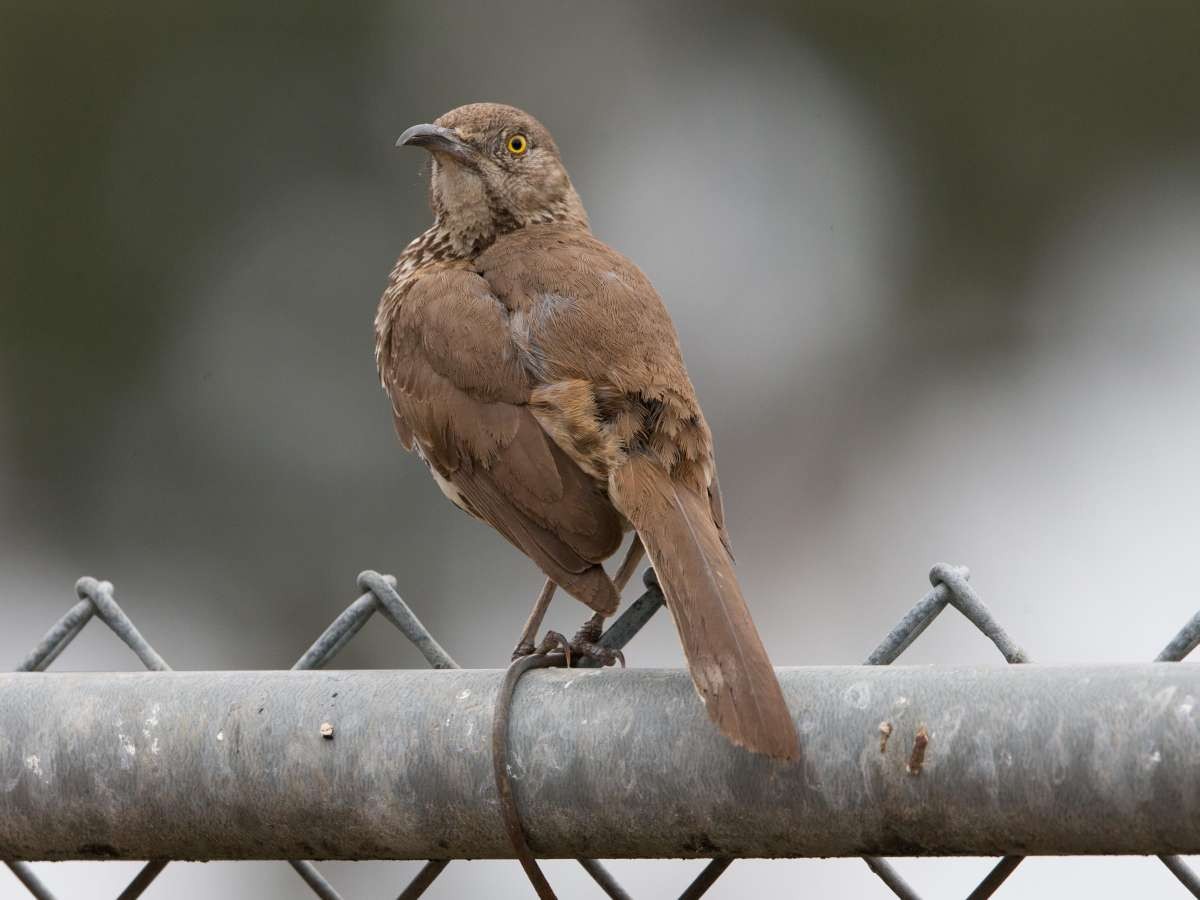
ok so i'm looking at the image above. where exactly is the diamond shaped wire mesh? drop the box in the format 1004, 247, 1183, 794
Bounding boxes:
858, 563, 1200, 900
5, 570, 667, 900
7, 578, 170, 900
7, 563, 1200, 899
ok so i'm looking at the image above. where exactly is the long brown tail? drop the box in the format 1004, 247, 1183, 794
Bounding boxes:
611, 456, 799, 760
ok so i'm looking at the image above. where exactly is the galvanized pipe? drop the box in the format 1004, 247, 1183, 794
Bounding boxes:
1, 664, 1197, 861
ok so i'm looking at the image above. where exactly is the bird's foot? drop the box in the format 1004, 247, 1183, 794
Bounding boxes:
512, 629, 572, 663
565, 616, 625, 668
568, 639, 625, 668
510, 623, 624, 668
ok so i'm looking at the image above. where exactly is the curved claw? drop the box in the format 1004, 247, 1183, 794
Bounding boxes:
569, 640, 624, 668
535, 630, 572, 667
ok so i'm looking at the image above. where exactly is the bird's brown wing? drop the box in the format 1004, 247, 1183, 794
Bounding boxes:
381, 267, 624, 613
476, 226, 797, 760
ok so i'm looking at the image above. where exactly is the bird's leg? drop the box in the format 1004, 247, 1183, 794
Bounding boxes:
511, 579, 558, 661
563, 612, 622, 668
512, 536, 647, 665
563, 536, 645, 668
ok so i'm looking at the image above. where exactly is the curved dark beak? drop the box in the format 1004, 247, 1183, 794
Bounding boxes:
396, 123, 476, 164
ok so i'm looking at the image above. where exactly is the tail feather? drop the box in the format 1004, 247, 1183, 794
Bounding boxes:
611, 457, 799, 760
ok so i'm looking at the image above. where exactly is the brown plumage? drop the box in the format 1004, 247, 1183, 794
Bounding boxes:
376, 102, 799, 760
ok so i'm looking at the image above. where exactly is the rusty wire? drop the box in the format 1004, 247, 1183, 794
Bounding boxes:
490, 568, 665, 900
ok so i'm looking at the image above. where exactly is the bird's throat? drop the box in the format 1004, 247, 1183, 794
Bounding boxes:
432, 162, 497, 257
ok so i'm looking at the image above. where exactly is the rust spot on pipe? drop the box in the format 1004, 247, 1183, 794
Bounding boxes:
907, 726, 929, 775
878, 721, 893, 753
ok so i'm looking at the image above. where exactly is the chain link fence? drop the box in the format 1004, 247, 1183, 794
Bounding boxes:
5, 563, 1200, 899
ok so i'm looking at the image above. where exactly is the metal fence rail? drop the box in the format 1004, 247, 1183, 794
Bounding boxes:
4, 564, 1200, 899
5, 664, 1200, 860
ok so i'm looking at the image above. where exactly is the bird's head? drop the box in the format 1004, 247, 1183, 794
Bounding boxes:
398, 103, 588, 254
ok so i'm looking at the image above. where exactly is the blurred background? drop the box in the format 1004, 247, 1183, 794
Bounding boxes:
3, 0, 1200, 896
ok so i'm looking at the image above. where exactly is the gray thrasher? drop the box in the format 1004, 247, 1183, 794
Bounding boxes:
375, 103, 799, 760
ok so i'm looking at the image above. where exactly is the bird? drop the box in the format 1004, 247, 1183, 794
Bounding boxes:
375, 102, 799, 760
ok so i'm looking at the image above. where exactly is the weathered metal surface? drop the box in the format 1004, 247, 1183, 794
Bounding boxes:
1, 664, 1197, 861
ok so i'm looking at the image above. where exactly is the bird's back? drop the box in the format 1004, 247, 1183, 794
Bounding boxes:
474, 224, 716, 498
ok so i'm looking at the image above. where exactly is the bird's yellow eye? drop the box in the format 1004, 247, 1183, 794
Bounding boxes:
506, 134, 528, 156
